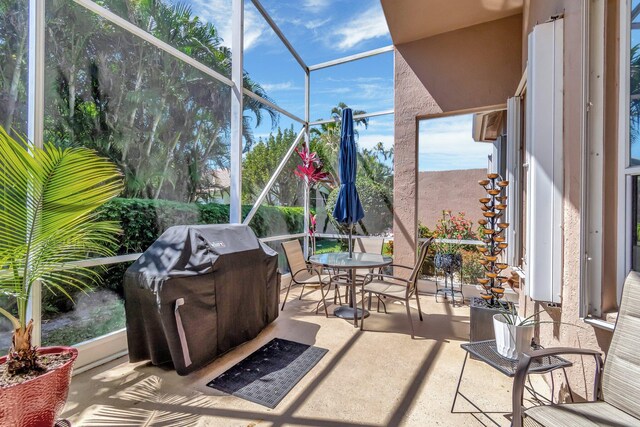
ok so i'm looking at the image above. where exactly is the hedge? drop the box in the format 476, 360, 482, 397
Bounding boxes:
98, 198, 305, 255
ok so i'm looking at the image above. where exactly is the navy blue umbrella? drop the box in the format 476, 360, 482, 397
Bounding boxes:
332, 108, 365, 257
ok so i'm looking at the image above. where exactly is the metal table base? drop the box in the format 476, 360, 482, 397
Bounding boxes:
334, 306, 369, 320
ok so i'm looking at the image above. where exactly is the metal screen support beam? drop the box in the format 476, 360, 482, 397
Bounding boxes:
308, 45, 394, 71
303, 71, 311, 258
309, 109, 394, 126
243, 128, 306, 225
230, 0, 244, 223
26, 0, 46, 346
73, 0, 233, 87
251, 0, 307, 72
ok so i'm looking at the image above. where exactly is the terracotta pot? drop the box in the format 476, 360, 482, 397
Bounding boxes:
0, 346, 77, 427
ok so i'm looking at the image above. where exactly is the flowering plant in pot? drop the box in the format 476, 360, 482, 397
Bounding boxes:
432, 211, 475, 273
0, 128, 122, 426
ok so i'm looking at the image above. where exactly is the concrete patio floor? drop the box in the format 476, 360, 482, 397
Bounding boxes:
62, 287, 548, 426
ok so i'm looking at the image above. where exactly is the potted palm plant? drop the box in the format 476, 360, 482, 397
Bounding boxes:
0, 127, 122, 426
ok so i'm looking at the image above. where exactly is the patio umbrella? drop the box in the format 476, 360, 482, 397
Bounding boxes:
332, 108, 365, 258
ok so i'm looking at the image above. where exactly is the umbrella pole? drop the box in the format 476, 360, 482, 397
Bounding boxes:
348, 224, 353, 258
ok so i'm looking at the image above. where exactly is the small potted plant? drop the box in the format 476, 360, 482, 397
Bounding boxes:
0, 128, 122, 426
492, 304, 536, 359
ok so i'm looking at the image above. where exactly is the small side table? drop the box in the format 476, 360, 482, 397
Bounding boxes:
451, 340, 573, 415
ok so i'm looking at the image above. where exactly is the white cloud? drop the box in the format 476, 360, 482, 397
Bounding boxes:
188, 0, 270, 50
418, 115, 493, 171
303, 0, 332, 11
357, 133, 393, 151
188, 0, 232, 47
330, 5, 389, 51
260, 81, 302, 92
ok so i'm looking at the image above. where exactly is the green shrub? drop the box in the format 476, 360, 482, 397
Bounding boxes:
325, 176, 392, 235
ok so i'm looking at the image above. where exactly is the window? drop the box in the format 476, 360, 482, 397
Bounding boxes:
620, 0, 640, 302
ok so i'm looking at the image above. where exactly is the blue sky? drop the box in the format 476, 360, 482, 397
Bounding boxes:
176, 0, 488, 171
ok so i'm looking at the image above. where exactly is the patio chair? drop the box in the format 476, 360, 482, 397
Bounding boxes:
359, 238, 434, 339
281, 240, 334, 316
512, 271, 640, 427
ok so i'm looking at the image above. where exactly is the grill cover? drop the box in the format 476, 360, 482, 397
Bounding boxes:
123, 224, 280, 375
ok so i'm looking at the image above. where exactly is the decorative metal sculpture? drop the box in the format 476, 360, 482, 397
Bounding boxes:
477, 173, 510, 307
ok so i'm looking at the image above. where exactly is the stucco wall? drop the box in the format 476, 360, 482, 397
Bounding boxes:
393, 0, 620, 402
393, 14, 523, 268
417, 169, 487, 229
518, 0, 615, 401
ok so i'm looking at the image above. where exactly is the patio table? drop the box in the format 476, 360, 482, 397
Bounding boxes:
309, 252, 392, 327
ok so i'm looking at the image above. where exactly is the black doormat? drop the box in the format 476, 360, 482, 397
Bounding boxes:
206, 338, 328, 408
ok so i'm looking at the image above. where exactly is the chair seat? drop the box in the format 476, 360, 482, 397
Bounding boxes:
362, 280, 407, 298
295, 273, 331, 285
524, 402, 640, 427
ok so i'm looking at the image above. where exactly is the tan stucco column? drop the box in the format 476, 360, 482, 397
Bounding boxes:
393, 49, 441, 268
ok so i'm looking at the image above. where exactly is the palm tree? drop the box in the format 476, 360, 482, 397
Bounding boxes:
310, 102, 369, 185
44, 0, 279, 202
0, 127, 123, 374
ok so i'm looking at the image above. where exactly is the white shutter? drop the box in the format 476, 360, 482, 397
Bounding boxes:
525, 18, 563, 304
506, 96, 522, 267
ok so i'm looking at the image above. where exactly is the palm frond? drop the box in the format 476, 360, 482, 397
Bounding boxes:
0, 126, 123, 328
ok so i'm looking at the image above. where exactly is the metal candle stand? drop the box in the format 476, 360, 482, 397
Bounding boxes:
434, 255, 464, 305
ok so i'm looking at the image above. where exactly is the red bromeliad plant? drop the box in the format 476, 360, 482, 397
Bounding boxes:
294, 147, 329, 184
294, 147, 327, 255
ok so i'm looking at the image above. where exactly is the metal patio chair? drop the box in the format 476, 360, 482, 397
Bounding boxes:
281, 240, 336, 316
359, 238, 433, 339
512, 271, 640, 427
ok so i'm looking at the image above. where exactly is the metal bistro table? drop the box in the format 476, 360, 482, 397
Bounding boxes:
451, 340, 573, 415
309, 252, 392, 327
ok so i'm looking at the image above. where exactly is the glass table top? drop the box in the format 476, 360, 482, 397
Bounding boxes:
308, 252, 392, 268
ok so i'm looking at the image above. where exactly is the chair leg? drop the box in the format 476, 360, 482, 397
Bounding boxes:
415, 291, 423, 321
281, 279, 294, 311
298, 284, 306, 300
379, 297, 388, 314
318, 282, 329, 317
360, 290, 366, 331
406, 300, 415, 339
368, 292, 372, 310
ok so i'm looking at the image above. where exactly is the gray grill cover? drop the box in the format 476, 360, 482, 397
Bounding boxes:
123, 224, 280, 375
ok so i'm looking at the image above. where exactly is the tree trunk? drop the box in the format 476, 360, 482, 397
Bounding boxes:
3, 26, 28, 132
153, 131, 182, 200
7, 319, 40, 375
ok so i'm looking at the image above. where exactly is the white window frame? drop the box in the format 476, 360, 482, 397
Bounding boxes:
618, 0, 637, 304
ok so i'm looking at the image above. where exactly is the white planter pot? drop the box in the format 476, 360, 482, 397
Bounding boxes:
492, 314, 535, 360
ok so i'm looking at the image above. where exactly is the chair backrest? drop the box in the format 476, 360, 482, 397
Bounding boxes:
602, 271, 640, 418
408, 238, 434, 291
353, 237, 384, 254
282, 240, 307, 275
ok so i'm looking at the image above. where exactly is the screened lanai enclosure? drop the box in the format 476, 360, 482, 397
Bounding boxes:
0, 0, 394, 368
